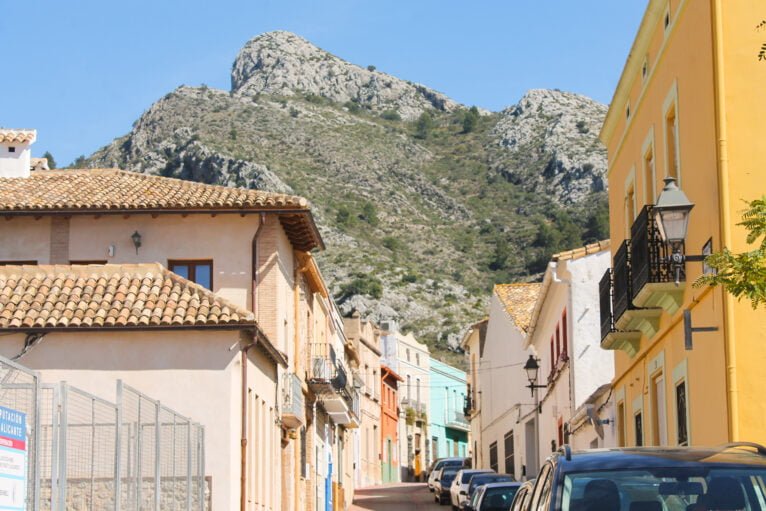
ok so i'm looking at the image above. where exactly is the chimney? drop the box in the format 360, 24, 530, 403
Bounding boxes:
0, 129, 37, 178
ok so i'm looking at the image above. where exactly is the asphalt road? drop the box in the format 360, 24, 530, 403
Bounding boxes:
350, 483, 445, 511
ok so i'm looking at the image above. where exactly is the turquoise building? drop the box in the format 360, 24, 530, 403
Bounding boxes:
429, 358, 470, 460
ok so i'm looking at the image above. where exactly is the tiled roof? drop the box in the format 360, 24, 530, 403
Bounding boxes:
0, 169, 323, 251
0, 263, 255, 330
552, 240, 610, 262
0, 129, 36, 144
0, 169, 308, 213
494, 283, 542, 333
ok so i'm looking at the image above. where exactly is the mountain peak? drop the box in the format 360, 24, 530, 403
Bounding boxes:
230, 31, 458, 120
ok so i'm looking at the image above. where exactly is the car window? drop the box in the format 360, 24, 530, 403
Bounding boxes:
561, 468, 766, 511
510, 487, 528, 511
529, 463, 553, 511
480, 487, 520, 511
470, 486, 485, 508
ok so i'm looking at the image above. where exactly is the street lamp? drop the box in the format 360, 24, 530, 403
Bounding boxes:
523, 355, 547, 397
131, 230, 142, 254
653, 177, 705, 284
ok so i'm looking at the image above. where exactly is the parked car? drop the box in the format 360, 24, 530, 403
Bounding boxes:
525, 443, 766, 511
450, 469, 494, 510
463, 482, 522, 511
429, 458, 468, 492
434, 466, 461, 505
461, 473, 515, 508
509, 479, 535, 511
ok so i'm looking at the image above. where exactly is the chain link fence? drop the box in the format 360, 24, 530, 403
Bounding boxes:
0, 355, 206, 511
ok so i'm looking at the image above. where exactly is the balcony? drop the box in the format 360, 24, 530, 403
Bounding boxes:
463, 393, 475, 417
630, 205, 685, 314
281, 372, 305, 429
446, 411, 470, 432
599, 267, 640, 357
308, 343, 356, 426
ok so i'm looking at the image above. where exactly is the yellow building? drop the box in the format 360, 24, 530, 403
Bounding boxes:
599, 0, 766, 448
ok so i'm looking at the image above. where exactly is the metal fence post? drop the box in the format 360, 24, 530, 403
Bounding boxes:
199, 426, 205, 511
186, 420, 192, 511
154, 401, 161, 511
115, 381, 123, 511
135, 396, 142, 511
49, 384, 60, 511
33, 371, 41, 511
57, 382, 68, 511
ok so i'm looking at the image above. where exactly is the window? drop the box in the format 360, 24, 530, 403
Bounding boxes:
416, 378, 421, 406
504, 431, 515, 476
406, 375, 411, 401
406, 349, 410, 362
643, 137, 656, 204
634, 412, 644, 446
676, 380, 689, 445
8, 147, 15, 153
663, 84, 681, 182
489, 441, 498, 473
557, 418, 564, 448
561, 309, 568, 358
416, 353, 420, 366
624, 168, 637, 237
617, 401, 626, 447
0, 260, 37, 265
549, 337, 555, 377
168, 259, 213, 289
651, 373, 668, 446
555, 325, 561, 360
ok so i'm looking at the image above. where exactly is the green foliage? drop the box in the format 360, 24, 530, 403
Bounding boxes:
359, 201, 379, 226
382, 236, 403, 252
344, 101, 362, 114
402, 272, 418, 283
462, 106, 480, 134
229, 128, 237, 140
695, 196, 766, 308
405, 406, 416, 425
289, 107, 300, 118
304, 93, 326, 105
337, 273, 384, 302
414, 112, 434, 140
380, 110, 402, 121
583, 198, 610, 243
70, 155, 87, 168
42, 151, 56, 169
367, 65, 376, 72
336, 205, 355, 228
576, 120, 589, 134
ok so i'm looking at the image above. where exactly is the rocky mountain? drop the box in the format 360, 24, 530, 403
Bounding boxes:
85, 31, 609, 364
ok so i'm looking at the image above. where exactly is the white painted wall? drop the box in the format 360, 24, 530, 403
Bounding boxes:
476, 293, 534, 478
0, 140, 33, 178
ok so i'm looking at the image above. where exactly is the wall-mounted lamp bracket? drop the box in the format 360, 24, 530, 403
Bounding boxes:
683, 309, 719, 350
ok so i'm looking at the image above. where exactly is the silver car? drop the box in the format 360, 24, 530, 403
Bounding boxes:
450, 469, 494, 510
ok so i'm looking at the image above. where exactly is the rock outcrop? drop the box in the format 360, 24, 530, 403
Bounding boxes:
231, 31, 458, 120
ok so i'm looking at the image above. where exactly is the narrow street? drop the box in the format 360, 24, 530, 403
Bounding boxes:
350, 483, 442, 511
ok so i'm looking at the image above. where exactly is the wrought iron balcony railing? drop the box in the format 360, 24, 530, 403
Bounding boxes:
447, 411, 470, 431
630, 205, 681, 298
308, 343, 349, 394
599, 269, 613, 342
613, 240, 631, 323
463, 393, 474, 416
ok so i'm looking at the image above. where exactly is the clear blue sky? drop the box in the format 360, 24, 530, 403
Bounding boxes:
1, 1, 646, 166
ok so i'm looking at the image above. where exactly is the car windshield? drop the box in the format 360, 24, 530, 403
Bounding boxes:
481, 487, 519, 510
469, 487, 484, 508
562, 468, 766, 511
462, 471, 491, 484
471, 475, 513, 493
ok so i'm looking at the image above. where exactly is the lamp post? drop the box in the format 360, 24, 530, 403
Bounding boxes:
523, 355, 546, 477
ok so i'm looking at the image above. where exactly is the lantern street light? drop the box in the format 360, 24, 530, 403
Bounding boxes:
131, 231, 142, 254
652, 177, 706, 285
523, 355, 547, 397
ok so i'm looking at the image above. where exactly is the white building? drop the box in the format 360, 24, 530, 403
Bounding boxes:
380, 322, 430, 481
463, 284, 541, 480
525, 241, 615, 457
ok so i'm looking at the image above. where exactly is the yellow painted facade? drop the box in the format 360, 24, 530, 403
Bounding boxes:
600, 0, 766, 448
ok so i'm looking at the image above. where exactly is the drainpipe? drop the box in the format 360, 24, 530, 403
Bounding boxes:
242, 214, 267, 511
711, 0, 738, 442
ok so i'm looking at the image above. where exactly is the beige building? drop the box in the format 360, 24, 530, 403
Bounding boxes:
0, 140, 360, 511
343, 312, 382, 488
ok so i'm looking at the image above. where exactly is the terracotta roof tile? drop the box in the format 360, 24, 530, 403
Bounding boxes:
552, 240, 610, 262
493, 283, 543, 333
0, 168, 308, 213
0, 129, 36, 144
0, 263, 255, 330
